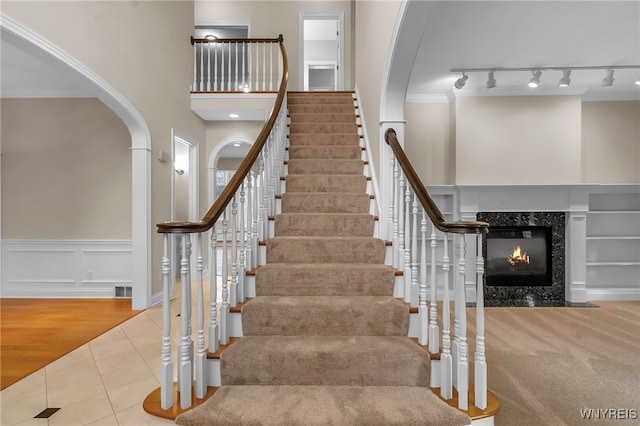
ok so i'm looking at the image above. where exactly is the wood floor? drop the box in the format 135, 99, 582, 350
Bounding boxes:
0, 298, 142, 390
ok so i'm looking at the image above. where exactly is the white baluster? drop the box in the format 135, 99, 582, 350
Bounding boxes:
475, 233, 488, 409
238, 182, 246, 303
254, 42, 259, 91
269, 42, 274, 91
411, 193, 419, 307
388, 157, 395, 251
213, 42, 218, 91
227, 41, 231, 91
192, 43, 197, 91
160, 234, 173, 409
230, 195, 238, 307
199, 42, 204, 91
206, 43, 211, 91
209, 225, 219, 353
392, 162, 399, 269
252, 168, 260, 268
246, 175, 254, 271
195, 234, 207, 398
440, 233, 453, 399
235, 41, 239, 90
241, 42, 246, 91
221, 42, 225, 91
398, 173, 405, 284
403, 184, 411, 304
429, 221, 440, 353
418, 210, 428, 345
262, 42, 266, 91
457, 234, 469, 410
179, 235, 192, 409
220, 212, 230, 345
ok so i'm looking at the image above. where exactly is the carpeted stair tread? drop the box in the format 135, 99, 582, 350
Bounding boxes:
255, 263, 394, 296
288, 104, 355, 114
266, 236, 385, 264
175, 385, 471, 426
289, 133, 360, 146
288, 145, 362, 160
281, 192, 371, 213
286, 174, 367, 193
275, 213, 374, 237
287, 159, 363, 175
290, 122, 358, 134
289, 113, 356, 123
220, 336, 429, 386
241, 296, 409, 336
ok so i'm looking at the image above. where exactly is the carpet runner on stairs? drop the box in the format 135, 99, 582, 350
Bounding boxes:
175, 92, 471, 425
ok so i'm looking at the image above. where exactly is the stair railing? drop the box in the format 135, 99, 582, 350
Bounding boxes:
156, 35, 287, 411
384, 128, 490, 411
191, 36, 282, 92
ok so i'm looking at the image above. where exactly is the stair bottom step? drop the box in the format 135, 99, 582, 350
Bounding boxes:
175, 385, 472, 426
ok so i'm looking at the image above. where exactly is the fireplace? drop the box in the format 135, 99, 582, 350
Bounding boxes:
478, 212, 566, 307
486, 226, 552, 287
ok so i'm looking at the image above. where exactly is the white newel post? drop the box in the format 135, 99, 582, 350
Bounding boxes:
209, 226, 219, 353
160, 234, 173, 409
474, 234, 488, 409
179, 235, 192, 409
195, 234, 207, 398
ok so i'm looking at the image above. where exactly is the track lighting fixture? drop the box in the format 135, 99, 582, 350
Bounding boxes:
454, 73, 468, 89
450, 65, 640, 90
528, 71, 542, 88
601, 69, 615, 87
486, 71, 496, 89
558, 69, 571, 87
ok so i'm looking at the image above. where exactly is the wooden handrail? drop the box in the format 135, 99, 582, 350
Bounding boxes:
190, 36, 283, 45
384, 128, 489, 235
157, 35, 288, 234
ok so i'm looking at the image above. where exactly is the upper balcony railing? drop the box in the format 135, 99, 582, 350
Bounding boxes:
191, 36, 283, 93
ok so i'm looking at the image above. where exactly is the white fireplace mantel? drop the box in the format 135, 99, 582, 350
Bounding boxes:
426, 184, 640, 303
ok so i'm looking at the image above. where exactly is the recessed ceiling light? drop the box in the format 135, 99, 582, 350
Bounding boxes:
229, 113, 239, 118
205, 34, 217, 40
233, 143, 241, 147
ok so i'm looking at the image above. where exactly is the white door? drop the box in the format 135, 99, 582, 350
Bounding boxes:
299, 12, 344, 91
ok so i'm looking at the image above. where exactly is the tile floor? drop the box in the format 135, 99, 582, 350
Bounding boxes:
1, 301, 179, 426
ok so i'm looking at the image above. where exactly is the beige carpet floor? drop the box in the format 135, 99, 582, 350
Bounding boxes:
467, 301, 640, 425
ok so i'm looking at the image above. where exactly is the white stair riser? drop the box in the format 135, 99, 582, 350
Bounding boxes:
230, 312, 243, 337
207, 358, 222, 387
430, 359, 441, 387
245, 275, 256, 298
408, 312, 419, 338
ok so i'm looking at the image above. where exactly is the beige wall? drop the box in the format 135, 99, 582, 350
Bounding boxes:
405, 102, 450, 184
405, 97, 640, 185
354, 0, 403, 177
582, 101, 640, 183
205, 121, 263, 169
3, 1, 206, 298
456, 96, 582, 185
195, 1, 354, 92
1, 98, 131, 239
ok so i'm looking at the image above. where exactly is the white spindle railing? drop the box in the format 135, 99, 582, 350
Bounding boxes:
191, 36, 282, 93
384, 128, 490, 412
156, 36, 287, 410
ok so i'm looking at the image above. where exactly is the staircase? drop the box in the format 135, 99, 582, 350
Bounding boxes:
174, 92, 471, 425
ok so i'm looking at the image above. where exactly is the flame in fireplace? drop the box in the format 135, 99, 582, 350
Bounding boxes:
507, 245, 530, 267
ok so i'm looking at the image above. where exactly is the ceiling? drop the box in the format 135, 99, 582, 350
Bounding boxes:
408, 1, 640, 101
2, 1, 639, 102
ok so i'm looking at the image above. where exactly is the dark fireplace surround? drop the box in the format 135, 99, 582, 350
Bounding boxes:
477, 212, 566, 307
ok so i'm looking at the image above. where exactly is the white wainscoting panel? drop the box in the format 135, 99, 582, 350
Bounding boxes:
1, 240, 132, 298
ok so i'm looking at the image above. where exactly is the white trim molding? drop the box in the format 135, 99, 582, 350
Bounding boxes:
1, 240, 133, 298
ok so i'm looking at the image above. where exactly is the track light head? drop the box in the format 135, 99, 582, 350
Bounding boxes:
601, 69, 615, 87
454, 73, 468, 89
486, 71, 497, 89
528, 70, 542, 88
558, 69, 571, 87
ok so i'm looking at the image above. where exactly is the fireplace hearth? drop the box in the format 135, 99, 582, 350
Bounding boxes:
478, 212, 566, 307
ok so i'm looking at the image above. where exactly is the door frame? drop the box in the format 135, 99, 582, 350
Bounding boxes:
298, 11, 344, 91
